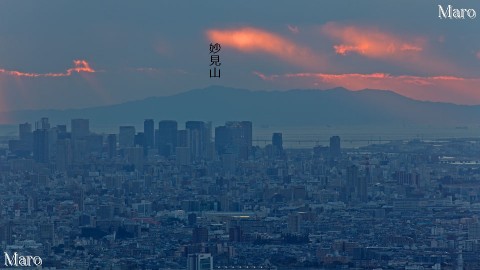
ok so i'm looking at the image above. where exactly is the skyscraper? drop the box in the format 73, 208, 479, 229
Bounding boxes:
19, 122, 32, 142
158, 120, 178, 157
214, 126, 229, 155
86, 134, 103, 153
56, 139, 72, 171
33, 129, 49, 163
56, 125, 68, 140
107, 134, 117, 159
177, 129, 190, 147
19, 122, 33, 152
330, 136, 341, 158
346, 165, 358, 201
134, 132, 147, 156
124, 147, 144, 172
144, 119, 155, 149
48, 127, 58, 160
240, 121, 252, 148
272, 132, 283, 149
119, 126, 135, 148
134, 132, 145, 147
39, 117, 50, 130
214, 121, 252, 160
272, 132, 283, 157
186, 121, 209, 161
71, 119, 90, 140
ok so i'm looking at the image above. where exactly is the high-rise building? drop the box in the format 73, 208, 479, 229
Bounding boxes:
240, 121, 252, 147
72, 138, 87, 163
18, 122, 33, 152
119, 126, 135, 148
214, 121, 252, 160
187, 253, 213, 270
186, 121, 209, 161
19, 122, 32, 142
134, 132, 145, 147
134, 132, 148, 156
56, 139, 72, 171
346, 165, 358, 201
214, 126, 229, 154
86, 134, 103, 153
144, 119, 155, 149
71, 119, 90, 140
47, 127, 58, 160
56, 125, 69, 140
346, 165, 367, 202
56, 124, 67, 134
272, 132, 283, 157
124, 147, 144, 171
272, 132, 283, 149
329, 136, 341, 158
177, 129, 190, 148
33, 129, 49, 163
38, 117, 50, 130
107, 134, 117, 159
158, 120, 178, 157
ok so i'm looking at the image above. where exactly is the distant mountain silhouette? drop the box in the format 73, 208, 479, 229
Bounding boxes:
2, 86, 479, 127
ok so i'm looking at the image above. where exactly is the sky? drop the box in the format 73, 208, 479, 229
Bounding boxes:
0, 0, 480, 113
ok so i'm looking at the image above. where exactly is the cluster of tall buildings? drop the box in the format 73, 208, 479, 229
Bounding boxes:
8, 118, 258, 171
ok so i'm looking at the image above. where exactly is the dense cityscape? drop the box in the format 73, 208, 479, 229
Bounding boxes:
0, 118, 480, 269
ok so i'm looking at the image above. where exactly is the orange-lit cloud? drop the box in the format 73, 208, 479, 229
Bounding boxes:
322, 22, 424, 57
0, 60, 95, 78
252, 71, 279, 81
253, 71, 480, 105
287, 24, 299, 34
207, 27, 325, 69
0, 60, 106, 117
321, 23, 462, 75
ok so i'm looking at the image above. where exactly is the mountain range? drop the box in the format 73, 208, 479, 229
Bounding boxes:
2, 86, 479, 128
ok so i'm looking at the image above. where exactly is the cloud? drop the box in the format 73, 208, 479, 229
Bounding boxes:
0, 60, 103, 115
321, 23, 464, 76
0, 60, 95, 78
477, 51, 480, 60
206, 27, 325, 70
253, 71, 480, 105
322, 22, 424, 57
287, 24, 299, 34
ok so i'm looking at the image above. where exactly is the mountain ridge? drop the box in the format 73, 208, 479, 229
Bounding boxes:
1, 86, 479, 127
